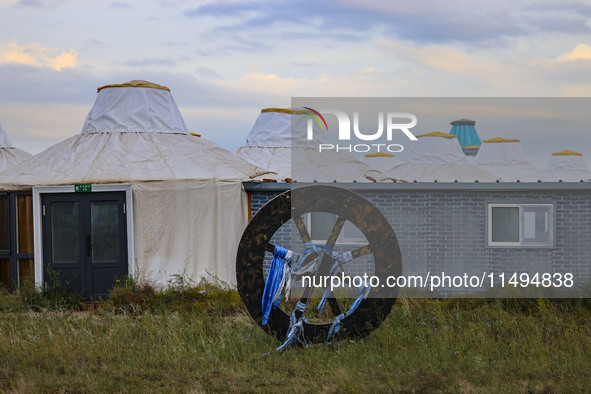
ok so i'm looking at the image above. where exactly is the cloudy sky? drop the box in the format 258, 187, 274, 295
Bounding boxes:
0, 0, 589, 167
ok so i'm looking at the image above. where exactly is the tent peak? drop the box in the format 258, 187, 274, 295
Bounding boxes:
483, 137, 520, 143
552, 149, 583, 156
365, 152, 394, 158
450, 118, 475, 126
97, 80, 170, 92
82, 80, 188, 134
417, 132, 457, 139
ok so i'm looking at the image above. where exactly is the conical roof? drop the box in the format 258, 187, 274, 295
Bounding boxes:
237, 108, 389, 182
544, 150, 590, 182
0, 81, 261, 190
389, 132, 499, 182
0, 121, 32, 172
363, 152, 399, 175
82, 80, 188, 134
476, 137, 556, 182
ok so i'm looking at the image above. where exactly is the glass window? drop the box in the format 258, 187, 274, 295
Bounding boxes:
488, 203, 554, 247
51, 202, 80, 264
310, 212, 337, 240
91, 201, 120, 263
309, 213, 367, 244
521, 205, 553, 246
491, 207, 519, 243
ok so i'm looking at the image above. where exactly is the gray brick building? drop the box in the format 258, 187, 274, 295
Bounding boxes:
245, 182, 591, 297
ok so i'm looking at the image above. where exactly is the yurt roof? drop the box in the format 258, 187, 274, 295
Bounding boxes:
544, 149, 590, 182
237, 108, 390, 182
0, 121, 33, 172
0, 81, 262, 190
363, 152, 399, 176
390, 132, 499, 182
476, 137, 556, 182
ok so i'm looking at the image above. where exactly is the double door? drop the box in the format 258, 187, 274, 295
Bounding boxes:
42, 192, 127, 299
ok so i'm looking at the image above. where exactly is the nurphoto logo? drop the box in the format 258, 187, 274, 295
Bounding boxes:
305, 108, 418, 153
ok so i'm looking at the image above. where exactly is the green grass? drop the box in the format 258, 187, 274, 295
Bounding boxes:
0, 282, 590, 392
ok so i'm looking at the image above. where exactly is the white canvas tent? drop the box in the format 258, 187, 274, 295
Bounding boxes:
237, 108, 389, 182
544, 150, 591, 182
389, 132, 499, 182
476, 137, 557, 182
0, 80, 262, 291
0, 121, 32, 171
363, 152, 399, 175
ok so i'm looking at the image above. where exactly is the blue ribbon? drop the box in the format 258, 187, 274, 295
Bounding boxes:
261, 246, 289, 325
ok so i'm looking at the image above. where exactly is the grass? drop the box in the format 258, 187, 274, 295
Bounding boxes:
0, 280, 590, 392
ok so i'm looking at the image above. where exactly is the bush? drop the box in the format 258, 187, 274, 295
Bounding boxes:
101, 275, 244, 316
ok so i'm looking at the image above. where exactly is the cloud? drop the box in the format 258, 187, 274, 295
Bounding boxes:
382, 38, 591, 95
110, 2, 132, 9
556, 43, 591, 61
184, 0, 591, 45
0, 40, 78, 70
119, 58, 177, 67
15, 0, 59, 8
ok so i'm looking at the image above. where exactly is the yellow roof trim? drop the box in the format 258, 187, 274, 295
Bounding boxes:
482, 137, 520, 143
97, 80, 171, 92
261, 108, 313, 115
462, 145, 481, 149
417, 132, 457, 138
364, 152, 394, 158
552, 149, 583, 156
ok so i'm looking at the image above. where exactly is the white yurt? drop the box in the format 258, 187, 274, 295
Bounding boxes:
237, 108, 390, 182
363, 152, 399, 175
544, 150, 591, 182
0, 121, 32, 171
389, 132, 499, 182
476, 137, 557, 182
0, 80, 262, 297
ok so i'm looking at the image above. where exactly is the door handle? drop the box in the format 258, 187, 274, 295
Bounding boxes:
86, 234, 94, 257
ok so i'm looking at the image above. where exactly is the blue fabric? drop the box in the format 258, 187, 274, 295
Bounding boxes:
326, 286, 370, 343
316, 260, 341, 315
261, 246, 289, 326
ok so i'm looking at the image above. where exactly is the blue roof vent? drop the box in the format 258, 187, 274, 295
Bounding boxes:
450, 119, 481, 155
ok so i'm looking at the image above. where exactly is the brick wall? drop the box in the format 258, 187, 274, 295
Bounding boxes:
248, 187, 591, 296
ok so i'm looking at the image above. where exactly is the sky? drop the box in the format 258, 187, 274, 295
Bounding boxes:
0, 0, 589, 168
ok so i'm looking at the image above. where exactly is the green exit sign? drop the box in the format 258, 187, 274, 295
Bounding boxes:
74, 184, 92, 192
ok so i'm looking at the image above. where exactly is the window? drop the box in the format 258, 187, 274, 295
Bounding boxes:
307, 213, 367, 245
488, 203, 554, 247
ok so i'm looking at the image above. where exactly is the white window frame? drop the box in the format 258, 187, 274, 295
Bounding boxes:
487, 202, 555, 248
305, 213, 367, 245
32, 184, 134, 287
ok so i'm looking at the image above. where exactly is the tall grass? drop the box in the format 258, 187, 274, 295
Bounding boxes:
0, 280, 590, 392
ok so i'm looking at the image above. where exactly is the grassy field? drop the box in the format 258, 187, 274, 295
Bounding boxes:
0, 282, 590, 392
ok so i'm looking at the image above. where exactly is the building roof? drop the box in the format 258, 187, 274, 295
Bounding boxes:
237, 107, 390, 182
476, 137, 556, 182
544, 150, 590, 182
389, 132, 498, 182
0, 121, 32, 172
0, 81, 262, 190
363, 152, 399, 175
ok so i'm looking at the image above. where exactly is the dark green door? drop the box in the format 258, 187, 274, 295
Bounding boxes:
42, 192, 127, 299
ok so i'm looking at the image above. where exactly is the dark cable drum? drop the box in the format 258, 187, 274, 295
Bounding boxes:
236, 185, 402, 343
